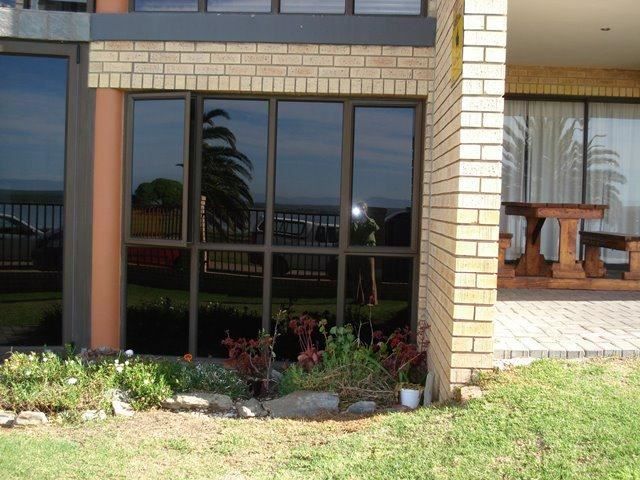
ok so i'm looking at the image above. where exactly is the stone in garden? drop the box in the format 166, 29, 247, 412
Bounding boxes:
263, 391, 339, 418
162, 392, 233, 412
235, 398, 267, 418
345, 401, 376, 414
455, 385, 483, 404
270, 369, 284, 384
0, 411, 16, 428
112, 400, 135, 417
82, 410, 107, 422
15, 411, 48, 426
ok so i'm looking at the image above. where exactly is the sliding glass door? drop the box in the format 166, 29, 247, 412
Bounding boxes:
502, 98, 640, 265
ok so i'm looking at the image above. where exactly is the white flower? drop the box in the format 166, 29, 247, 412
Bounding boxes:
114, 359, 120, 365
124, 349, 134, 357
115, 365, 124, 373
66, 377, 78, 385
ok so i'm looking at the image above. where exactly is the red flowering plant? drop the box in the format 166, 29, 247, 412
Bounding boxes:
221, 309, 287, 396
289, 315, 325, 371
376, 327, 427, 387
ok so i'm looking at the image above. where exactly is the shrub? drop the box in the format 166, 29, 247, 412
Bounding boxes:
280, 324, 396, 407
0, 349, 249, 416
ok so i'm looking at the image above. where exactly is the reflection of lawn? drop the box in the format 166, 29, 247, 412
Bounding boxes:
0, 291, 61, 326
127, 285, 407, 325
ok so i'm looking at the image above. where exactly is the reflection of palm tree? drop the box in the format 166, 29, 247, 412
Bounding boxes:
201, 109, 254, 239
503, 116, 624, 213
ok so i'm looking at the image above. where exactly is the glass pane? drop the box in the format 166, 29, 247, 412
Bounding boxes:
351, 106, 414, 247
131, 98, 186, 241
30, 0, 87, 11
274, 101, 343, 247
207, 0, 271, 12
501, 100, 527, 260
345, 256, 412, 341
134, 0, 198, 11
125, 247, 190, 355
527, 101, 584, 261
355, 0, 421, 14
198, 250, 263, 357
586, 103, 640, 264
201, 99, 269, 244
0, 54, 68, 347
271, 253, 338, 359
280, 0, 344, 14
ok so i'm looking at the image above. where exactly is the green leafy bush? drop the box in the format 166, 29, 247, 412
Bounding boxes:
280, 325, 396, 406
0, 350, 248, 416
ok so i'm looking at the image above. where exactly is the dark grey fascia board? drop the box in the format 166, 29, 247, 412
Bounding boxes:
91, 13, 435, 46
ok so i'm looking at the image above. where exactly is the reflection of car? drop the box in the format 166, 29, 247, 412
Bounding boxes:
0, 214, 43, 263
32, 229, 63, 270
250, 217, 339, 277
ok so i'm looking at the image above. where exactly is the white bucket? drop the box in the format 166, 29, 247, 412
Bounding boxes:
399, 388, 422, 409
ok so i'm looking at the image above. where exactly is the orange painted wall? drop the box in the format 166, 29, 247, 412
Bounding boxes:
91, 88, 124, 348
95, 0, 128, 13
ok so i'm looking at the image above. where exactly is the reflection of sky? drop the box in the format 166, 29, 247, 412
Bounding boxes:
0, 54, 67, 192
132, 99, 185, 194
275, 102, 343, 207
203, 99, 268, 204
207, 0, 271, 12
352, 107, 414, 209
135, 0, 198, 10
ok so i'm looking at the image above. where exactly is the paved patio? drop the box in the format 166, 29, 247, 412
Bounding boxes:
495, 289, 640, 359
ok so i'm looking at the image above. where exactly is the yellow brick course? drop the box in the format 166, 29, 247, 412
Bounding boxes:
506, 65, 640, 98
89, 41, 433, 97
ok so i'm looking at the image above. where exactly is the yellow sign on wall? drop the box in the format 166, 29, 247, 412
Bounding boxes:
451, 13, 463, 83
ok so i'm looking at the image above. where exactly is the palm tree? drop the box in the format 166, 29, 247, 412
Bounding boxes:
201, 108, 254, 242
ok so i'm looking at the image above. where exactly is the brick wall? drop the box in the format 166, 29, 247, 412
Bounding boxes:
89, 42, 433, 96
424, 0, 507, 399
506, 65, 640, 98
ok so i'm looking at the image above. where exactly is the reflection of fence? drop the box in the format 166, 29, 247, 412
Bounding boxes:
201, 206, 265, 243
273, 211, 340, 247
0, 202, 63, 269
131, 206, 182, 240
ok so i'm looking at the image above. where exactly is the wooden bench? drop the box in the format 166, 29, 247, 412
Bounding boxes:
498, 233, 515, 278
580, 232, 640, 280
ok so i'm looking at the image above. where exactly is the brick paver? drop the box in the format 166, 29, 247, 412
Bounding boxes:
495, 289, 640, 359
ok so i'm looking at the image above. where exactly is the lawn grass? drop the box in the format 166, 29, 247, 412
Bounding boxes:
1, 358, 639, 480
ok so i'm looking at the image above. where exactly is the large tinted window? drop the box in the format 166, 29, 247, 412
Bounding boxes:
30, 0, 87, 11
0, 54, 68, 347
207, 0, 271, 12
280, 0, 344, 13
274, 102, 343, 247
130, 98, 186, 241
354, 0, 421, 14
201, 99, 269, 244
125, 247, 190, 355
134, 0, 198, 11
351, 106, 414, 247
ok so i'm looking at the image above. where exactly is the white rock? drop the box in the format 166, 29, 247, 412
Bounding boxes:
112, 400, 135, 417
263, 391, 339, 419
345, 401, 376, 414
162, 392, 233, 412
0, 411, 16, 428
236, 398, 267, 418
81, 410, 107, 422
15, 411, 48, 426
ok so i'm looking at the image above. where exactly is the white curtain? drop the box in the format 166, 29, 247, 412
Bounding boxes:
501, 100, 584, 261
586, 103, 640, 263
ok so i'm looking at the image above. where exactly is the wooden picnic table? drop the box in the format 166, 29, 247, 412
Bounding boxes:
502, 202, 607, 279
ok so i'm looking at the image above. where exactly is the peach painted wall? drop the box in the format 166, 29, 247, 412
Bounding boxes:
91, 88, 124, 348
95, 0, 128, 13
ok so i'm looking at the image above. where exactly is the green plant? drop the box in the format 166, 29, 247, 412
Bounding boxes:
155, 360, 248, 399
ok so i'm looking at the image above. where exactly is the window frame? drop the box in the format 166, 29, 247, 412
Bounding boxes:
123, 92, 192, 247
129, 0, 429, 16
122, 93, 423, 355
0, 41, 82, 352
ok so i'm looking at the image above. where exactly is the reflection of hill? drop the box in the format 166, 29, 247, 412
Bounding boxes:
0, 189, 64, 204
